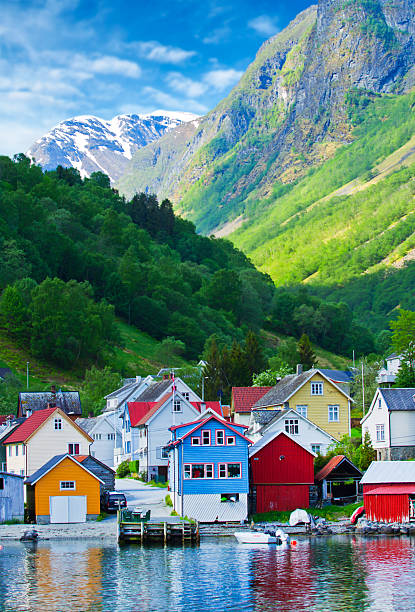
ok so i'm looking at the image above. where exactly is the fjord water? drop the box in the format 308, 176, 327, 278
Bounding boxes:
0, 536, 414, 611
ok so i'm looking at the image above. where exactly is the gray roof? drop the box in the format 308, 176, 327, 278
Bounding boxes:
75, 417, 98, 434
319, 369, 354, 383
18, 391, 81, 416
361, 461, 415, 484
104, 381, 137, 400
252, 409, 287, 426
25, 454, 67, 485
380, 388, 415, 411
0, 423, 20, 443
135, 379, 172, 402
253, 371, 313, 409
0, 368, 13, 379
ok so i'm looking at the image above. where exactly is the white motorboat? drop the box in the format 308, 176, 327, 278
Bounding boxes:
234, 529, 289, 544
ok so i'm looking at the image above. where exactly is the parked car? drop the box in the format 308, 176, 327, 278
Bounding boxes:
102, 491, 127, 512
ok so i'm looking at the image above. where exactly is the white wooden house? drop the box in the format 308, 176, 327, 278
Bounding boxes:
76, 414, 122, 469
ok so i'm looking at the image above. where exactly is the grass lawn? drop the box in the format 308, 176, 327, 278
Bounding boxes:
351, 427, 362, 439
252, 501, 362, 523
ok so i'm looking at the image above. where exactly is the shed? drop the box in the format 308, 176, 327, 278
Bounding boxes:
25, 454, 103, 524
361, 461, 415, 523
249, 431, 315, 514
74, 454, 115, 496
315, 455, 362, 504
0, 472, 24, 522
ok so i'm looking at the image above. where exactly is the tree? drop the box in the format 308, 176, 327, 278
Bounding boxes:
0, 372, 22, 415
0, 285, 30, 339
243, 330, 266, 382
252, 363, 293, 386
297, 333, 317, 369
203, 336, 225, 401
200, 269, 241, 314
270, 338, 300, 370
81, 366, 121, 415
155, 337, 185, 365
359, 431, 376, 471
390, 309, 415, 359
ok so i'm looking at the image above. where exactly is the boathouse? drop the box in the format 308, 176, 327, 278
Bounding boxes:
167, 411, 251, 522
315, 455, 362, 504
249, 430, 315, 514
361, 461, 415, 523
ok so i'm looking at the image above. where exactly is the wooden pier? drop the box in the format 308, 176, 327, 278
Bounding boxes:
117, 511, 199, 544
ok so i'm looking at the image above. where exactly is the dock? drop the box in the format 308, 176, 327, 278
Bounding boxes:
117, 511, 199, 544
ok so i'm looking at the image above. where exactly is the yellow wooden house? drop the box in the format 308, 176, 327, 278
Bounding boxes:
25, 454, 103, 524
252, 369, 352, 440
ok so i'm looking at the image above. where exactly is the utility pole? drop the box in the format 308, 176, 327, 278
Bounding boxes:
26, 362, 29, 389
361, 361, 365, 417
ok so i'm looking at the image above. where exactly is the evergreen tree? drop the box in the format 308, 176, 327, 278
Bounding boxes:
297, 333, 317, 369
243, 330, 266, 382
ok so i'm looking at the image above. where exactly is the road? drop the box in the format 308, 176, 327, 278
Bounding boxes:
115, 478, 171, 517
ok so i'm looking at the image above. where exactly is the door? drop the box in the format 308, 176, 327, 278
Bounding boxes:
50, 496, 87, 523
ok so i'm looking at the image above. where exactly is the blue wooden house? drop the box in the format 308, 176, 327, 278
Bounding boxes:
167, 412, 251, 522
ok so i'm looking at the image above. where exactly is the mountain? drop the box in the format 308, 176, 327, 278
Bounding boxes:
27, 111, 199, 182
117, 0, 415, 302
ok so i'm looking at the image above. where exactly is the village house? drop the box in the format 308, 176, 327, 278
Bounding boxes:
17, 388, 82, 419
315, 455, 362, 504
231, 387, 273, 426
249, 430, 315, 514
76, 413, 122, 469
73, 454, 115, 497
376, 353, 402, 386
167, 412, 251, 522
118, 376, 204, 471
248, 407, 337, 456
361, 388, 415, 460
361, 461, 415, 523
103, 376, 156, 413
25, 454, 103, 524
252, 367, 353, 440
0, 472, 24, 522
3, 407, 92, 477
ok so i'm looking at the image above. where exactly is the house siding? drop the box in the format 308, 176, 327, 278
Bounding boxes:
0, 473, 24, 521
363, 484, 411, 523
288, 373, 350, 439
78, 456, 115, 495
5, 444, 26, 476
32, 457, 100, 521
262, 411, 335, 455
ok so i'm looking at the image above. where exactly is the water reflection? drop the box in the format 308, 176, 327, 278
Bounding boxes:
0, 536, 415, 611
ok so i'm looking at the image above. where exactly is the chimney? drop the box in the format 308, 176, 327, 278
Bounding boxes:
51, 385, 56, 395
136, 376, 140, 383
296, 364, 303, 375
163, 374, 168, 380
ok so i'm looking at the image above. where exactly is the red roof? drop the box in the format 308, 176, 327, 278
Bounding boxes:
0, 415, 13, 426
190, 401, 222, 416
315, 455, 346, 481
175, 413, 252, 445
73, 455, 89, 463
5, 407, 58, 443
128, 393, 172, 427
232, 387, 273, 413
365, 485, 415, 495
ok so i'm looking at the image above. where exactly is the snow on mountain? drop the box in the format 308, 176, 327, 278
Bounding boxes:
27, 112, 199, 183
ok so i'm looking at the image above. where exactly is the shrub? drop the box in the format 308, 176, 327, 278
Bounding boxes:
138, 470, 148, 482
165, 494, 173, 507
116, 460, 130, 478
129, 460, 139, 474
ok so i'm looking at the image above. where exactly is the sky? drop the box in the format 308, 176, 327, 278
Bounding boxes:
1, 0, 311, 156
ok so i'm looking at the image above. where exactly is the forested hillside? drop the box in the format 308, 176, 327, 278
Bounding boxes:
0, 155, 373, 379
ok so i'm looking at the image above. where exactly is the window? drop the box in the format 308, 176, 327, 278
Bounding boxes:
201, 430, 211, 445
218, 464, 227, 479
226, 436, 235, 446
0, 478, 3, 490
218, 463, 241, 478
311, 444, 321, 454
285, 419, 299, 435
107, 433, 115, 440
8, 446, 11, 457
15, 445, 18, 456
126, 441, 131, 453
93, 433, 102, 441
378, 398, 382, 409
68, 443, 80, 455
173, 399, 182, 412
216, 430, 225, 445
296, 405, 308, 418
182, 392, 190, 401
60, 481, 76, 490
221, 493, 239, 503
311, 382, 323, 395
22, 446, 25, 455
161, 447, 169, 459
376, 424, 385, 442
191, 437, 200, 446
328, 405, 339, 422
183, 464, 214, 479
126, 420, 130, 433
54, 418, 62, 430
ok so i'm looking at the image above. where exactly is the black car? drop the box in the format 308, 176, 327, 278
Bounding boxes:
102, 491, 127, 512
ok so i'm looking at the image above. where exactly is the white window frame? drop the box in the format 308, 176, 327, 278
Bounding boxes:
226, 436, 236, 446
311, 444, 321, 454
183, 463, 214, 479
68, 443, 80, 455
376, 424, 385, 442
173, 399, 182, 413
296, 405, 308, 419
284, 419, 299, 435
311, 382, 324, 395
191, 437, 200, 446
161, 447, 169, 459
54, 418, 62, 430
328, 405, 339, 422
60, 481, 76, 490
201, 430, 211, 445
216, 430, 225, 445
218, 463, 242, 479
182, 392, 190, 401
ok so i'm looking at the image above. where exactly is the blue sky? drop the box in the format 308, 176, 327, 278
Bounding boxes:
1, 0, 311, 155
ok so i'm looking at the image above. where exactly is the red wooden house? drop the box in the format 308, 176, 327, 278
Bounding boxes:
249, 430, 315, 514
361, 461, 415, 523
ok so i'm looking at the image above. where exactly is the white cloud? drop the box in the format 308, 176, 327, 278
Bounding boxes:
142, 86, 208, 114
70, 54, 141, 78
203, 69, 243, 91
202, 26, 231, 45
248, 15, 279, 37
136, 41, 196, 64
166, 72, 207, 98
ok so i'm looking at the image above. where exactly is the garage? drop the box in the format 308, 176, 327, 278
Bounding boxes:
50, 495, 87, 523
